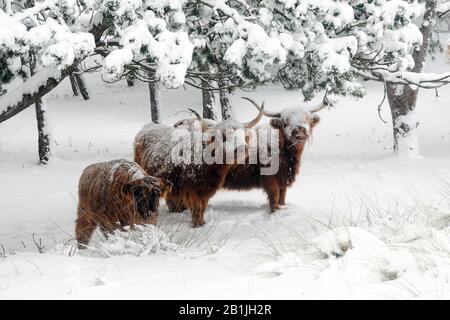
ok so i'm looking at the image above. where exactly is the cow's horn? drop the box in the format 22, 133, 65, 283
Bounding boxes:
244, 101, 264, 128
241, 97, 280, 118
308, 102, 326, 114
309, 93, 332, 113
187, 108, 209, 131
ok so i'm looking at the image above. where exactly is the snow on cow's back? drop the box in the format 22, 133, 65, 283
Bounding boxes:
78, 159, 147, 201
135, 123, 174, 145
81, 159, 146, 184
108, 159, 147, 183
134, 123, 178, 158
215, 118, 245, 132
133, 123, 194, 175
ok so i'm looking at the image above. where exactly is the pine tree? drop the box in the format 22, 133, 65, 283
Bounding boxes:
1, 0, 450, 160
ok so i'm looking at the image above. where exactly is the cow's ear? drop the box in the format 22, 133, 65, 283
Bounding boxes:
310, 114, 320, 128
121, 183, 133, 196
270, 118, 282, 129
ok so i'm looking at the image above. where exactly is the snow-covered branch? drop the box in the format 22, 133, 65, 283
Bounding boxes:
437, 1, 450, 17
360, 70, 450, 89
13, 0, 55, 22
195, 0, 247, 24
0, 65, 74, 123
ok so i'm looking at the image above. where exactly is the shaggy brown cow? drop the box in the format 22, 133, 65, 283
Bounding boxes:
75, 159, 169, 248
134, 103, 264, 227
168, 116, 218, 213
223, 98, 323, 212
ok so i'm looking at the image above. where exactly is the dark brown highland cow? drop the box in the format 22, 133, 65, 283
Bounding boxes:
134, 102, 264, 227
223, 98, 324, 212
75, 159, 169, 248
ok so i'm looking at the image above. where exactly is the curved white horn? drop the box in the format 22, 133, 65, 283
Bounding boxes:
244, 101, 265, 128
241, 97, 280, 118
187, 108, 209, 131
308, 102, 326, 113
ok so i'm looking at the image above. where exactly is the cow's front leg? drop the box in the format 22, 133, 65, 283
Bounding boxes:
191, 200, 207, 227
264, 184, 280, 213
279, 187, 287, 206
75, 213, 98, 249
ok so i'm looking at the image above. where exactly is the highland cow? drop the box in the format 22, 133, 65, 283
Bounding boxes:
134, 103, 264, 227
75, 159, 169, 248
223, 98, 324, 212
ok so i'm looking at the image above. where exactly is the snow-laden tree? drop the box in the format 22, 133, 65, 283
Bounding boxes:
0, 0, 194, 161
182, 0, 269, 120
324, 0, 450, 155
0, 0, 194, 118
182, 0, 443, 123
181, 0, 365, 119
380, 0, 450, 155
2, 0, 450, 160
94, 0, 194, 123
182, 1, 222, 120
0, 1, 96, 163
348, 0, 450, 155
213, 0, 450, 154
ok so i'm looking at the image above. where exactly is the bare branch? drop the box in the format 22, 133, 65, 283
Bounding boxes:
377, 81, 388, 124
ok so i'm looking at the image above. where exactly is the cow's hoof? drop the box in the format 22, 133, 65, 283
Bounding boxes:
192, 220, 205, 228
270, 205, 280, 213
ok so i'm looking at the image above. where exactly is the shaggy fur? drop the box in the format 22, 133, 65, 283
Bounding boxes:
75, 159, 169, 248
134, 124, 241, 227
223, 114, 320, 212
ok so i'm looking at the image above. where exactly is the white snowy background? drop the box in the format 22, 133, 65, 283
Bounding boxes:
0, 52, 449, 299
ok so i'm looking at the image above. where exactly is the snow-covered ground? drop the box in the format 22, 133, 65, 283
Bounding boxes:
0, 58, 449, 299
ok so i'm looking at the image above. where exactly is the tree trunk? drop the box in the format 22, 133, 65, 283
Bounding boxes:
69, 73, 79, 96
126, 73, 135, 87
386, 84, 419, 155
34, 97, 51, 164
5, 0, 12, 15
126, 78, 135, 87
74, 72, 89, 100
149, 81, 161, 124
218, 77, 233, 120
203, 88, 217, 120
30, 52, 52, 164
386, 0, 437, 155
199, 63, 217, 120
